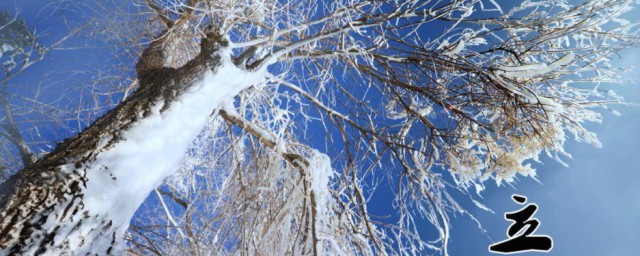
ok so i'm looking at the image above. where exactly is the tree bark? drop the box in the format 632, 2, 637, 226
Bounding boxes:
0, 30, 239, 255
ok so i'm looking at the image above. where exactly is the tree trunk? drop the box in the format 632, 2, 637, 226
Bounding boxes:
0, 31, 257, 255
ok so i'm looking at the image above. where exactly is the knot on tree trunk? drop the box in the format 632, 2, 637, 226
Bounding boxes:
136, 28, 227, 88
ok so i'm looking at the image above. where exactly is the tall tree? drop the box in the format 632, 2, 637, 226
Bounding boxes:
0, 0, 638, 255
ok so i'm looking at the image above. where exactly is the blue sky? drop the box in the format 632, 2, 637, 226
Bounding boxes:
447, 47, 640, 255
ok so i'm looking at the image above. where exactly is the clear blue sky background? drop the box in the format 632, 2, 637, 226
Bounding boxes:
447, 47, 640, 255
3, 1, 639, 255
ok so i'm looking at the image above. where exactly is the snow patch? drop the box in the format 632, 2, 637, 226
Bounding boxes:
495, 52, 575, 78
308, 150, 334, 212
59, 48, 266, 252
307, 150, 336, 255
443, 40, 465, 57
491, 53, 576, 123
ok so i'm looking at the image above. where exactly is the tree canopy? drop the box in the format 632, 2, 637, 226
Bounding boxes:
0, 0, 638, 255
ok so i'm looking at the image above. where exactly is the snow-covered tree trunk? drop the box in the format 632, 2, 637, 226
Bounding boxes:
0, 29, 262, 255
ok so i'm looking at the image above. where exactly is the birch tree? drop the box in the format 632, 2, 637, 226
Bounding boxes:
0, 0, 638, 255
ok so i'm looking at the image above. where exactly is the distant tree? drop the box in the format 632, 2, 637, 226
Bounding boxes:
0, 8, 89, 179
0, 0, 637, 255
0, 9, 44, 173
